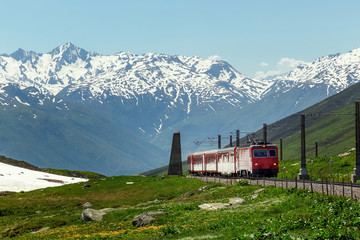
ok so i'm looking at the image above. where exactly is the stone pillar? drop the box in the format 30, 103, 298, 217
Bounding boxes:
168, 132, 182, 175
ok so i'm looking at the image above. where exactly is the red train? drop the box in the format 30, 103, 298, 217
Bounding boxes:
187, 144, 279, 177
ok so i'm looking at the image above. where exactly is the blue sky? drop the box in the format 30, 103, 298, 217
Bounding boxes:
1, 0, 359, 77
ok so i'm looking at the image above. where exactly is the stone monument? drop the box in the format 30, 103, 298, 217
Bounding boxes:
168, 132, 182, 175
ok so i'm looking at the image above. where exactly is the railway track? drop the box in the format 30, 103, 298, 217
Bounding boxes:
187, 175, 360, 200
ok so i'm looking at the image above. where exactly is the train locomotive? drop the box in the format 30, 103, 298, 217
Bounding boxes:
187, 144, 279, 177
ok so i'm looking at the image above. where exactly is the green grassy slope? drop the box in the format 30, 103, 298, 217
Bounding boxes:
247, 81, 360, 160
277, 150, 356, 181
146, 82, 360, 177
2, 175, 360, 239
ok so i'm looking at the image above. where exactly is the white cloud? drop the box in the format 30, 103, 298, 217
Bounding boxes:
277, 57, 306, 72
260, 61, 269, 67
208, 55, 222, 61
255, 57, 307, 79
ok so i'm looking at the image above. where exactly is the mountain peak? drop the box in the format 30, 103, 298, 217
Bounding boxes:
52, 42, 80, 52
49, 42, 96, 64
10, 48, 40, 63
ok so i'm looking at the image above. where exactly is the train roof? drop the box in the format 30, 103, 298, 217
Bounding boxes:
190, 148, 220, 156
188, 144, 277, 156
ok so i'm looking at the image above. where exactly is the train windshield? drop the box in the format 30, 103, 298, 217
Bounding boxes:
269, 149, 277, 157
253, 149, 268, 158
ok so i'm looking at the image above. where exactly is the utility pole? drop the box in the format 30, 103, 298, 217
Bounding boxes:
280, 138, 283, 161
230, 135, 233, 147
298, 114, 310, 180
236, 130, 240, 147
218, 135, 221, 149
315, 142, 318, 157
352, 102, 360, 182
263, 124, 267, 145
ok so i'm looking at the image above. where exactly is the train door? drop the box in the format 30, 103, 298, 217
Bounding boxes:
205, 154, 217, 173
229, 152, 235, 174
237, 148, 251, 176
193, 155, 203, 172
187, 155, 192, 173
218, 153, 228, 174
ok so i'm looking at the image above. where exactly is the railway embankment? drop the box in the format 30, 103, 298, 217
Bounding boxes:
188, 175, 360, 200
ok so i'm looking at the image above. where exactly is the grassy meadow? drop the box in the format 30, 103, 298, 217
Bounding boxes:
277, 150, 357, 182
1, 172, 360, 239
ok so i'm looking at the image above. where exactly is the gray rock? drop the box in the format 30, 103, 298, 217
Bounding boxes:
254, 188, 265, 194
81, 208, 114, 221
229, 198, 245, 206
198, 203, 230, 210
251, 194, 259, 200
82, 202, 92, 208
31, 227, 49, 234
132, 211, 167, 227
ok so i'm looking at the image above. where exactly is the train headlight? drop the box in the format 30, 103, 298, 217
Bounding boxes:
255, 163, 258, 166
273, 163, 277, 166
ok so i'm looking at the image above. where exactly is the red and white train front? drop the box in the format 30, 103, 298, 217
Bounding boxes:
187, 145, 278, 177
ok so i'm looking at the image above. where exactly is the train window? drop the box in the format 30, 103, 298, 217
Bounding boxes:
269, 149, 277, 157
253, 149, 268, 158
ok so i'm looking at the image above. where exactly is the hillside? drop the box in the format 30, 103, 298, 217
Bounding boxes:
246, 81, 360, 159
141, 160, 188, 176
0, 101, 167, 176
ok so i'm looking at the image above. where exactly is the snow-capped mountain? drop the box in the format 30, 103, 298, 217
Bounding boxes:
0, 43, 359, 175
249, 48, 360, 124
0, 42, 273, 140
263, 48, 360, 98
0, 42, 268, 105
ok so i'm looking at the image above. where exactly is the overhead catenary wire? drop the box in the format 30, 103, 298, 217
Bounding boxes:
194, 110, 356, 146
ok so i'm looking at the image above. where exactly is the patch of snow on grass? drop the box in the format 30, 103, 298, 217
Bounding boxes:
0, 162, 88, 192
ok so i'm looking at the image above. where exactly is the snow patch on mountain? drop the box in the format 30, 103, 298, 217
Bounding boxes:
0, 43, 272, 111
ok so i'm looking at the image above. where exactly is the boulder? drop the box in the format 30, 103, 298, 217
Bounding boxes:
229, 198, 245, 206
31, 227, 50, 234
198, 203, 230, 210
82, 202, 92, 208
251, 194, 259, 200
132, 211, 167, 227
81, 208, 114, 221
254, 188, 265, 194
